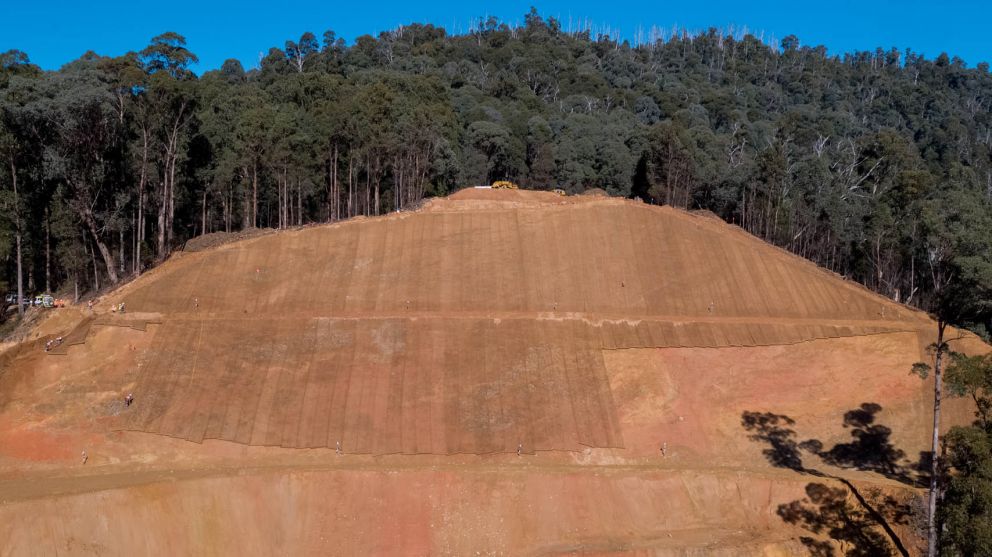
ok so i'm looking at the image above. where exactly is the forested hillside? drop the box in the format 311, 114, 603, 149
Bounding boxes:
1, 10, 990, 333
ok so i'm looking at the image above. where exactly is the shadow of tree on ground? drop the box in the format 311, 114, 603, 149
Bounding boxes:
741, 411, 823, 473
741, 404, 921, 557
817, 403, 913, 484
778, 482, 913, 556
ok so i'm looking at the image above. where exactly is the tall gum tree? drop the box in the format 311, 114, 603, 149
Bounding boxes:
913, 187, 992, 556
139, 33, 198, 259
1, 50, 41, 314
0, 119, 24, 314
32, 65, 124, 283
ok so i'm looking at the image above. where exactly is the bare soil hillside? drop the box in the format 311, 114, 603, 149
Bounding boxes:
0, 190, 986, 556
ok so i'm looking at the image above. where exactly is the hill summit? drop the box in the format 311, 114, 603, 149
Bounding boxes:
0, 189, 984, 555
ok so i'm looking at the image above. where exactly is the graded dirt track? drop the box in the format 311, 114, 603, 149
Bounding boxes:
0, 189, 987, 555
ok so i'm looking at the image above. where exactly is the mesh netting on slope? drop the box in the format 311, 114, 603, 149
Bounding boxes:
123, 204, 919, 324
112, 200, 925, 454
118, 317, 624, 453
115, 315, 913, 453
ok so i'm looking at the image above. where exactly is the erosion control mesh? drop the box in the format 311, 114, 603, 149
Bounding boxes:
112, 194, 924, 453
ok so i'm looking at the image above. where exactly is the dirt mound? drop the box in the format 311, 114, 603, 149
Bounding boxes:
0, 188, 985, 555
581, 187, 609, 196
183, 228, 274, 252
124, 197, 922, 324
690, 208, 722, 220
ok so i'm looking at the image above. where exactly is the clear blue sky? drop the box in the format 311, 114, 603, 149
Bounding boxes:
3, 0, 990, 72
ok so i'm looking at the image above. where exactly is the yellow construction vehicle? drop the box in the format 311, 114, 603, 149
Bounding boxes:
492, 180, 518, 189
552, 188, 566, 196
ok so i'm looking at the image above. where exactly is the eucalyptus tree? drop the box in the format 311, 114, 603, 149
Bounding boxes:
23, 59, 124, 283
941, 352, 992, 554
0, 116, 24, 314
197, 61, 246, 233
912, 187, 992, 556
139, 32, 198, 258
285, 32, 319, 73
1, 11, 991, 357
0, 50, 41, 313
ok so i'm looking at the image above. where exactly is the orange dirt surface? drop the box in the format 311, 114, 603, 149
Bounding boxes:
0, 189, 987, 555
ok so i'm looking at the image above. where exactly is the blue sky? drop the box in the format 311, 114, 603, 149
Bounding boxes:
3, 1, 990, 72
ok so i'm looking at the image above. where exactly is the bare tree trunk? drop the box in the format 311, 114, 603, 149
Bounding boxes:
10, 158, 23, 317
15, 219, 22, 315
242, 169, 251, 230
394, 156, 400, 210
158, 144, 175, 258
740, 186, 747, 232
414, 153, 422, 201
252, 161, 258, 227
168, 152, 176, 249
348, 157, 354, 218
332, 145, 338, 220
90, 240, 100, 292
927, 320, 947, 557
136, 129, 148, 274
201, 188, 208, 236
136, 186, 144, 274
157, 174, 167, 258
83, 208, 119, 284
161, 100, 188, 258
327, 146, 335, 221
45, 208, 51, 292
119, 227, 125, 277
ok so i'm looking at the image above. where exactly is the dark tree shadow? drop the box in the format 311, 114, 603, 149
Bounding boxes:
778, 483, 912, 557
817, 403, 912, 484
741, 404, 920, 556
741, 411, 808, 471
797, 535, 835, 557
914, 450, 934, 479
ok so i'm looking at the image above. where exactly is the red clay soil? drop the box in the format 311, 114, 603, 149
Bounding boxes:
0, 190, 987, 555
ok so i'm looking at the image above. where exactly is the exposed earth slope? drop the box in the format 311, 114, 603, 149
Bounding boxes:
0, 189, 986, 555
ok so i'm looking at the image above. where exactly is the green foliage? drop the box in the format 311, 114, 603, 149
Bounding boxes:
0, 12, 990, 320
918, 185, 992, 333
940, 353, 992, 555
911, 362, 931, 380
140, 33, 198, 79
946, 353, 992, 426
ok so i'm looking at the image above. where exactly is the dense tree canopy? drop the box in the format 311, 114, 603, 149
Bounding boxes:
941, 352, 992, 555
1, 11, 991, 338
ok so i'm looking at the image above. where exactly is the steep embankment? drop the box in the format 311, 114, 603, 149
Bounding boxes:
0, 189, 985, 555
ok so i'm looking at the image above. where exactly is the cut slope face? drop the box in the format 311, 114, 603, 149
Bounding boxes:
123, 318, 622, 453
126, 197, 916, 322
110, 193, 928, 453
2, 190, 986, 555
